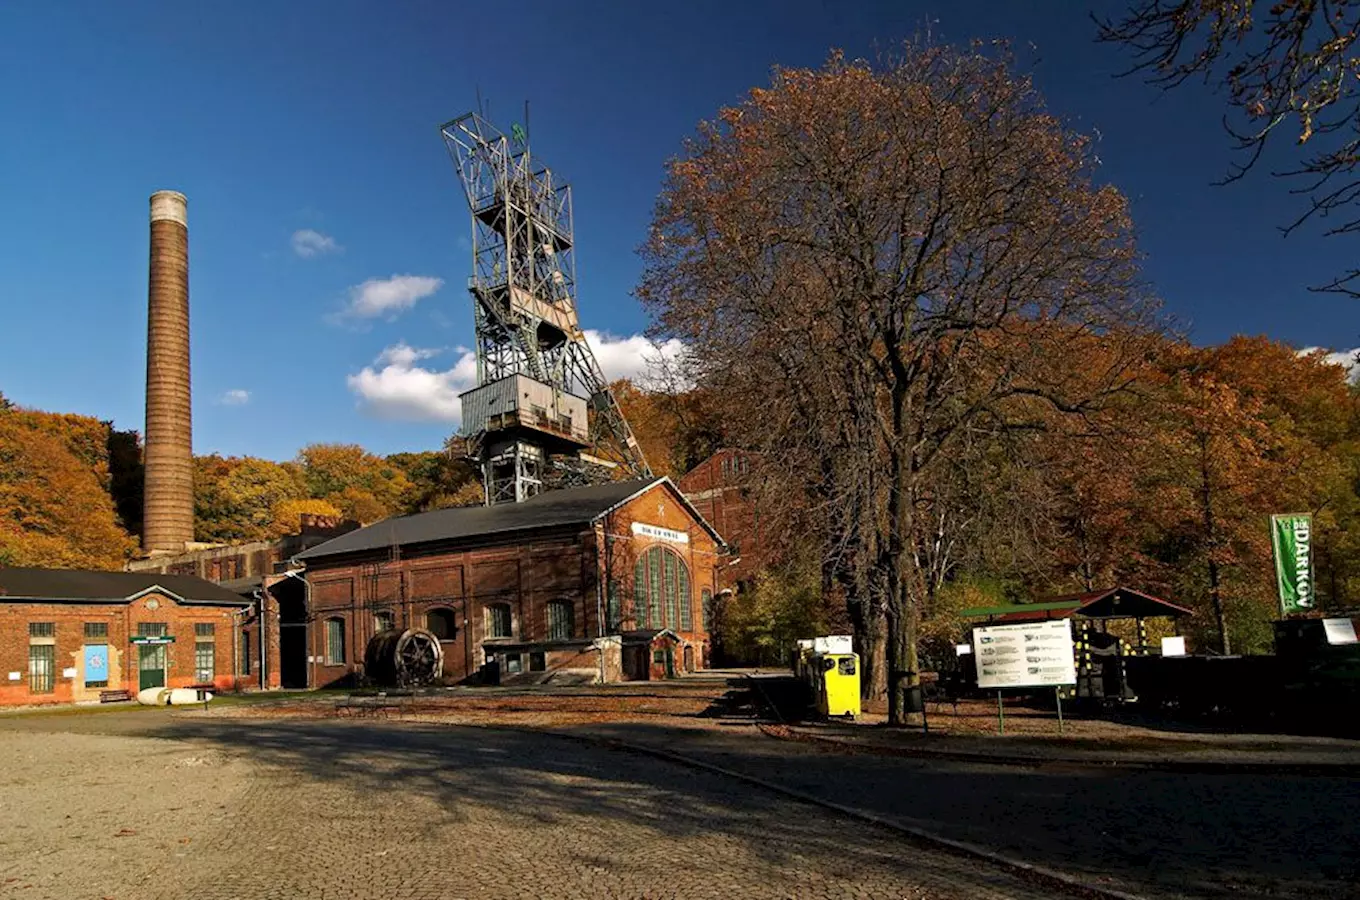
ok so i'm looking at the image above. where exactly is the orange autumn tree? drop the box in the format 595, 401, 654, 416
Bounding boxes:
0, 397, 135, 569
1137, 338, 1357, 653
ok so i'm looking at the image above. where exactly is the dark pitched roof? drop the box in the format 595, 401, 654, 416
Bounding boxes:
297, 478, 653, 560
297, 477, 724, 562
961, 586, 1193, 622
0, 568, 251, 606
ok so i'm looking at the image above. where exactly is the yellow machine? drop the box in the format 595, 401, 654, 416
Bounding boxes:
811, 652, 861, 718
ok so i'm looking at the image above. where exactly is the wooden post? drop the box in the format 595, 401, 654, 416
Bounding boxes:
1055, 687, 1064, 735
996, 690, 1005, 735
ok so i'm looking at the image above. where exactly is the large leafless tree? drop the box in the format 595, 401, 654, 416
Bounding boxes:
639, 45, 1161, 724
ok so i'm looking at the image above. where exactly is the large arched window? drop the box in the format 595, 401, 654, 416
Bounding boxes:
426, 608, 456, 641
633, 547, 691, 631
546, 600, 574, 641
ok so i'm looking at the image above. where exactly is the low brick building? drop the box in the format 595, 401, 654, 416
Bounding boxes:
0, 568, 250, 706
292, 477, 723, 687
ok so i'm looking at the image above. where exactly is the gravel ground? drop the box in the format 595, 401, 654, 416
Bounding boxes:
0, 713, 1048, 900
0, 728, 252, 899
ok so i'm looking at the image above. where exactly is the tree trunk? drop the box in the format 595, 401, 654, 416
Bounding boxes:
1198, 437, 1231, 655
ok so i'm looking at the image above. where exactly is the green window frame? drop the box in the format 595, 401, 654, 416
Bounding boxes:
633, 548, 692, 634
678, 566, 693, 631
546, 600, 574, 641
648, 549, 664, 630
486, 604, 513, 639
606, 580, 622, 632
663, 551, 678, 629
324, 617, 346, 666
194, 641, 215, 683
28, 645, 55, 694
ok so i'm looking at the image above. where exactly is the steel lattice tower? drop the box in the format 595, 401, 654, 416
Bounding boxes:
440, 111, 650, 505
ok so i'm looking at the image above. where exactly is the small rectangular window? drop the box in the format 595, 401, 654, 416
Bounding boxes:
137, 622, 168, 637
653, 650, 666, 664
29, 622, 54, 639
325, 619, 346, 666
240, 631, 252, 675
84, 622, 108, 639
529, 651, 546, 672
194, 623, 215, 637
487, 605, 512, 639
504, 653, 522, 674
194, 641, 215, 683
28, 645, 55, 694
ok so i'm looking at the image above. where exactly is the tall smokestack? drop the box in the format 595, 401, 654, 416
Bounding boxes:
142, 190, 194, 553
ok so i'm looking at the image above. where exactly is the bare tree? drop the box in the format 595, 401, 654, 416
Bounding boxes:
640, 44, 1161, 724
1097, 1, 1360, 296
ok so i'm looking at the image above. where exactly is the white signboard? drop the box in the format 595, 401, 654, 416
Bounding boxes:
7, 672, 19, 682
632, 522, 689, 544
1161, 636, 1187, 657
1323, 618, 1358, 646
813, 635, 853, 654
972, 620, 1076, 689
62, 667, 78, 679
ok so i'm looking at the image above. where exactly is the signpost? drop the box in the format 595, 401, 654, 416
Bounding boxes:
972, 619, 1077, 734
1271, 513, 1315, 615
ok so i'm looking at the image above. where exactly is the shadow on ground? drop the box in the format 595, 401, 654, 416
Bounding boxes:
42, 713, 1051, 899
563, 719, 1360, 900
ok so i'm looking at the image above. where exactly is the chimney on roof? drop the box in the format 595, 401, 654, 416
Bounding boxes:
142, 190, 194, 553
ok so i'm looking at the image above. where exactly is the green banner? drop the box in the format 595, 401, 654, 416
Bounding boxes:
1271, 514, 1315, 615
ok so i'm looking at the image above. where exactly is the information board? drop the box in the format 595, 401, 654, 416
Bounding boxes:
972, 619, 1076, 689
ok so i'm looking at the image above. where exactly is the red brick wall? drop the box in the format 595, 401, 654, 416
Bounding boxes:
303, 529, 599, 687
598, 481, 718, 667
677, 450, 764, 590
0, 593, 247, 707
297, 481, 720, 685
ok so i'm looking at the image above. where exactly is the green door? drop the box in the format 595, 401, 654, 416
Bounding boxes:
664, 647, 675, 679
138, 645, 166, 691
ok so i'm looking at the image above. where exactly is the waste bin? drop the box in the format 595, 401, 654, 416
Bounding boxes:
812, 653, 861, 718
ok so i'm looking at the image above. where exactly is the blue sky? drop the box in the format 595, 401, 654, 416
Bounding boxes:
1, 1, 1356, 460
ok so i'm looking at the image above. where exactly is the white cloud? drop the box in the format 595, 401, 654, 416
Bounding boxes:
1299, 346, 1360, 383
218, 389, 251, 406
347, 343, 477, 422
291, 229, 341, 258
346, 331, 688, 423
584, 330, 688, 389
332, 274, 444, 323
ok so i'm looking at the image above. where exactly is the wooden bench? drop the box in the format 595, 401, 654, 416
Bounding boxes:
99, 689, 133, 704
334, 693, 409, 719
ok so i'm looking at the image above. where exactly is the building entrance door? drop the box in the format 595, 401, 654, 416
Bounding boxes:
664, 647, 676, 678
138, 645, 166, 691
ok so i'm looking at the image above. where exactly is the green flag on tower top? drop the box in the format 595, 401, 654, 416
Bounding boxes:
511, 123, 526, 147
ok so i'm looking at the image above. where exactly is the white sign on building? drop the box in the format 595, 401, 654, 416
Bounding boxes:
631, 522, 689, 544
972, 619, 1077, 689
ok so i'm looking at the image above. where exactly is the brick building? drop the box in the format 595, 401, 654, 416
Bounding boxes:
289, 477, 723, 687
0, 568, 250, 707
677, 449, 766, 593
125, 514, 359, 583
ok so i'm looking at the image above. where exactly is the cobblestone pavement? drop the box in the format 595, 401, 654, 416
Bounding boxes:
0, 713, 1052, 900
571, 721, 1360, 899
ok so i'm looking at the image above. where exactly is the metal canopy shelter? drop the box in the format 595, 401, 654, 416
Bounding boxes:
961, 587, 1194, 624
